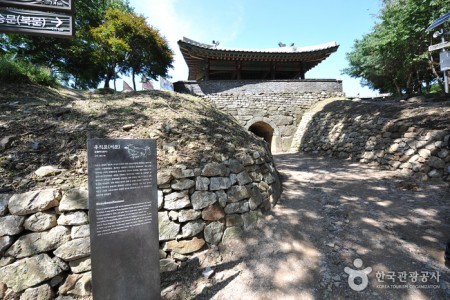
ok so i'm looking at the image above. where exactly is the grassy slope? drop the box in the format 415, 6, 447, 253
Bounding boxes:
0, 83, 268, 193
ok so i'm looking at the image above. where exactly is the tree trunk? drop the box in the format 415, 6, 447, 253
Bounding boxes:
132, 70, 136, 91
113, 63, 117, 91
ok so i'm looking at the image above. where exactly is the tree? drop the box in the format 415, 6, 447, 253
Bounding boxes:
0, 0, 134, 89
91, 8, 173, 90
344, 0, 450, 96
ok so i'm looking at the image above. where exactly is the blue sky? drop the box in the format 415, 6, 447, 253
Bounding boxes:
129, 0, 383, 97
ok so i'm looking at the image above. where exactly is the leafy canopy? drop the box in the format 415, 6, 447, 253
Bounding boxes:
0, 0, 173, 90
344, 0, 450, 96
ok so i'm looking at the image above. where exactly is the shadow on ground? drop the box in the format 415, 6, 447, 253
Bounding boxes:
162, 152, 450, 300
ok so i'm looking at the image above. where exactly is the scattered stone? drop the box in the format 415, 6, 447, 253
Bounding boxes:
6, 226, 71, 258
171, 179, 195, 190
225, 201, 249, 214
428, 157, 445, 169
58, 272, 91, 296
158, 212, 180, 241
202, 203, 225, 221
204, 222, 224, 245
168, 211, 179, 221
172, 168, 194, 179
242, 211, 259, 229
0, 215, 25, 236
160, 258, 178, 273
158, 190, 163, 209
8, 189, 61, 215
69, 258, 91, 274
201, 163, 228, 177
172, 253, 188, 262
248, 185, 264, 210
0, 236, 14, 253
53, 237, 91, 262
24, 211, 57, 232
35, 166, 65, 178
180, 220, 205, 238
19, 284, 53, 300
59, 188, 88, 211
226, 159, 245, 173
0, 135, 16, 150
157, 171, 173, 185
0, 194, 9, 216
227, 186, 250, 203
164, 191, 190, 210
71, 225, 90, 239
178, 209, 202, 222
226, 215, 243, 227
216, 190, 228, 208
209, 177, 232, 191
191, 191, 217, 210
196, 177, 210, 191
0, 257, 15, 268
0, 254, 62, 292
222, 227, 243, 243
236, 171, 252, 185
202, 267, 215, 279
164, 237, 206, 254
57, 211, 89, 226
122, 124, 135, 131
239, 153, 254, 166
52, 256, 69, 271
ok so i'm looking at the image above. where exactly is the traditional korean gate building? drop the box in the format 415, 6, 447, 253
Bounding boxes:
174, 37, 344, 153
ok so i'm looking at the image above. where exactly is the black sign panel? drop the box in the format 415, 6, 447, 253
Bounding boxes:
0, 0, 73, 13
88, 139, 160, 300
0, 8, 73, 37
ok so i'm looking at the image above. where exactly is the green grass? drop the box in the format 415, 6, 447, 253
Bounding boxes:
0, 56, 59, 87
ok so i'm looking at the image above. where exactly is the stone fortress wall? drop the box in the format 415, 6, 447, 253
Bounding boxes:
0, 146, 281, 298
298, 99, 450, 181
174, 80, 344, 153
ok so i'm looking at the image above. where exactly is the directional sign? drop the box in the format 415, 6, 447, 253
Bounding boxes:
0, 8, 73, 37
429, 41, 450, 52
440, 52, 450, 71
0, 0, 73, 13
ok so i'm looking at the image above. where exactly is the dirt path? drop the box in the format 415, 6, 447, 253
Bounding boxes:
162, 153, 450, 300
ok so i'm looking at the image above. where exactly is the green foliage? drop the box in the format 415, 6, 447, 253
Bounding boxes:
0, 55, 59, 86
0, 0, 172, 90
344, 0, 450, 95
90, 8, 173, 90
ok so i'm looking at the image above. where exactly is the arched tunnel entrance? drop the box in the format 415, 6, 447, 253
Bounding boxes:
248, 121, 274, 150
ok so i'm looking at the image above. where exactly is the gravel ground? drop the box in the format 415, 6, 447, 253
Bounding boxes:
162, 152, 450, 300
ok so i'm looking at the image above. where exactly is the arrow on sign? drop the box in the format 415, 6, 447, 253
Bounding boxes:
51, 17, 62, 28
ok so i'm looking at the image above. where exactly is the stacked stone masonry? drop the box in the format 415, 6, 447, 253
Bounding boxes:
299, 100, 450, 181
0, 149, 281, 299
175, 80, 344, 153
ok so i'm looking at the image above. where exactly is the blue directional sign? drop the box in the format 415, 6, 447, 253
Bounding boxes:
0, 0, 73, 13
0, 8, 73, 37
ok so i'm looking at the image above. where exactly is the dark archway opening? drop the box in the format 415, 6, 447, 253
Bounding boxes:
248, 121, 274, 150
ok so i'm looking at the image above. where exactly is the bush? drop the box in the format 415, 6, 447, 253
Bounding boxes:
0, 56, 59, 87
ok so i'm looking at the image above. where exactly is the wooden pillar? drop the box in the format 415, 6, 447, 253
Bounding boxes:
205, 59, 210, 80
236, 61, 241, 80
270, 61, 275, 79
300, 62, 305, 79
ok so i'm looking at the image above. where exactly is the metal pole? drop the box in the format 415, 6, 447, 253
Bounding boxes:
442, 36, 449, 93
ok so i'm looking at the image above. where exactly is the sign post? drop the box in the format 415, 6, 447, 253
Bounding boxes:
0, 8, 73, 37
88, 139, 160, 300
0, 0, 73, 12
0, 0, 74, 37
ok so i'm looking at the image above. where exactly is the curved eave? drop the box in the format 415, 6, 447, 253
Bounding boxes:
178, 38, 339, 80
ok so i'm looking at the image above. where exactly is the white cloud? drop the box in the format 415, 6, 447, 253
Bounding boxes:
132, 0, 245, 82
133, 0, 193, 81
